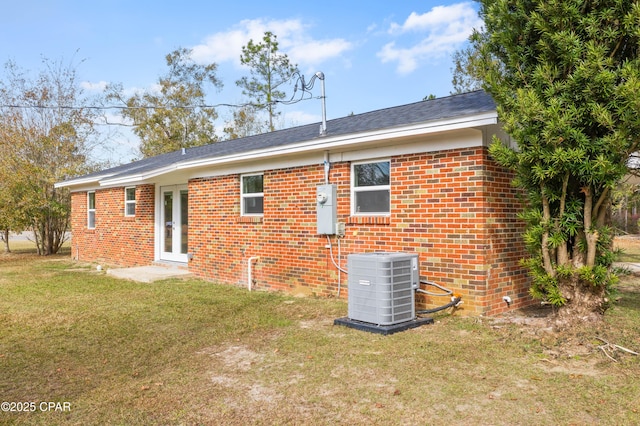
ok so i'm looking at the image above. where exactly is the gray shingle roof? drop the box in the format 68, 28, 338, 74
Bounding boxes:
60, 90, 495, 185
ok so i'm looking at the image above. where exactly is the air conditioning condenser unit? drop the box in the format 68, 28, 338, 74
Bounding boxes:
347, 252, 419, 326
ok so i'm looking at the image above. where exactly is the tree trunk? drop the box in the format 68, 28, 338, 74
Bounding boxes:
540, 187, 556, 276
557, 174, 570, 266
557, 275, 606, 324
31, 221, 42, 256
1, 229, 10, 253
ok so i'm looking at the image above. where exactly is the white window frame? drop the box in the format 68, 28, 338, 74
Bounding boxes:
351, 159, 391, 216
87, 191, 96, 229
241, 173, 264, 216
124, 186, 136, 217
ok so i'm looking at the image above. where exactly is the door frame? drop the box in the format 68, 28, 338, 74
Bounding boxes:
156, 184, 189, 263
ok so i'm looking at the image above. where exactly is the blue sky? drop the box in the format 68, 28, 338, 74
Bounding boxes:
1, 0, 483, 162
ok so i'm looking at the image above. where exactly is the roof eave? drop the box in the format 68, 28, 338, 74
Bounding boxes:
97, 164, 179, 187
54, 173, 118, 189
178, 112, 498, 171
57, 110, 498, 190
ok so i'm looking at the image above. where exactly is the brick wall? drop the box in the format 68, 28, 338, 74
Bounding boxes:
70, 185, 155, 267
188, 146, 531, 316
68, 146, 530, 315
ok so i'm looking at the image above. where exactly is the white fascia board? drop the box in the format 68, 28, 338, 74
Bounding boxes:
98, 164, 179, 187
187, 128, 486, 180
54, 173, 117, 190
179, 112, 498, 171
62, 111, 497, 189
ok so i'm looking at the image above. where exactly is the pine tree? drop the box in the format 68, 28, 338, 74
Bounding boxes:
236, 32, 298, 132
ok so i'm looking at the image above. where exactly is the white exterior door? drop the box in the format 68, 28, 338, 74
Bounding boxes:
160, 185, 188, 263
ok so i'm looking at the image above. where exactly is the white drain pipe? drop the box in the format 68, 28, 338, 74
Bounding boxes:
247, 257, 260, 291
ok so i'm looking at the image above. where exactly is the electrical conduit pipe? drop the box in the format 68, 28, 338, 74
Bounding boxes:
247, 256, 259, 291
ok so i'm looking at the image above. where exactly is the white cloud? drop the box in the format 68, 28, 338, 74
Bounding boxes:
389, 2, 480, 34
117, 84, 162, 97
190, 18, 352, 69
80, 80, 108, 92
285, 109, 320, 127
80, 81, 161, 99
287, 39, 352, 66
379, 2, 482, 74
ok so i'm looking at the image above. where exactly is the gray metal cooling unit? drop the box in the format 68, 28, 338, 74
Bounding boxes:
347, 252, 419, 325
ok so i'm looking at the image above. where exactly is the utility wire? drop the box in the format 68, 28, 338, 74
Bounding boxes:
0, 70, 325, 132
0, 97, 321, 111
0, 72, 323, 111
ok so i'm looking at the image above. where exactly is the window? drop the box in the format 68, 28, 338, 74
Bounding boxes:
352, 160, 391, 215
241, 174, 264, 215
87, 191, 96, 229
124, 187, 136, 216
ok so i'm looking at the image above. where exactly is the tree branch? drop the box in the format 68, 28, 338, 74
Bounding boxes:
593, 186, 608, 219
541, 185, 556, 276
557, 173, 570, 265
558, 173, 569, 218
583, 186, 599, 267
583, 187, 593, 229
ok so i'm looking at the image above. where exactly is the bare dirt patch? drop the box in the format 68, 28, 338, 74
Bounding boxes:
201, 345, 265, 371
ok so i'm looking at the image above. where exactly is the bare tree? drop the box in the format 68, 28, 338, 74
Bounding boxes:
0, 57, 98, 255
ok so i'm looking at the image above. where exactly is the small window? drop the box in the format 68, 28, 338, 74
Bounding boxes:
87, 191, 96, 229
241, 174, 264, 216
352, 160, 391, 215
124, 187, 136, 216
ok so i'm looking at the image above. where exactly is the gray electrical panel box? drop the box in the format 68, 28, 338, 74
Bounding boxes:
347, 252, 419, 325
316, 184, 337, 235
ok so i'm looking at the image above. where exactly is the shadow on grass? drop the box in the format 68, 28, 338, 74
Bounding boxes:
618, 252, 640, 263
2, 242, 70, 253
0, 245, 70, 262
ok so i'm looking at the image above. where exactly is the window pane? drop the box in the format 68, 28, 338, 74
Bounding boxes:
355, 162, 389, 187
243, 175, 263, 193
125, 203, 136, 216
243, 196, 263, 214
355, 190, 390, 213
180, 190, 188, 254
88, 192, 95, 209
164, 192, 173, 252
88, 211, 95, 228
125, 187, 136, 201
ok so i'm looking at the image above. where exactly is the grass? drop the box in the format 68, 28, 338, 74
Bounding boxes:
1, 244, 640, 425
615, 235, 640, 263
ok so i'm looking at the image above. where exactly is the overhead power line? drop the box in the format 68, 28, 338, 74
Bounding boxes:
0, 96, 322, 111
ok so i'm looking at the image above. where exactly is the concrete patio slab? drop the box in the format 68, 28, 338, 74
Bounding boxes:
107, 265, 191, 283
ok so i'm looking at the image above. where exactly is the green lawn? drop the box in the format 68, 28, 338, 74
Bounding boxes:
615, 235, 640, 263
1, 251, 640, 425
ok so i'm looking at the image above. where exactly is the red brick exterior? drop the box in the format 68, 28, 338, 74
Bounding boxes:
187, 146, 529, 316
70, 185, 155, 267
69, 146, 531, 316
